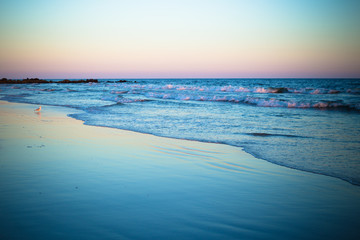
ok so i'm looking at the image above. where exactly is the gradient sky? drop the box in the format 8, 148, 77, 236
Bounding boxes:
1, 0, 359, 78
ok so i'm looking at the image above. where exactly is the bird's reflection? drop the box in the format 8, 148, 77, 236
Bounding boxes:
35, 111, 41, 120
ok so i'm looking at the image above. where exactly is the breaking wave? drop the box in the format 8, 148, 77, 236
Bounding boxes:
104, 90, 359, 111
110, 83, 360, 95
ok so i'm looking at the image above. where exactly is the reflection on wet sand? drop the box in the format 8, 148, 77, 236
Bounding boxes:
35, 111, 41, 120
1, 101, 360, 240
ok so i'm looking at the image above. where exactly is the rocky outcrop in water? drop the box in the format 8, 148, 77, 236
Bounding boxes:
58, 79, 98, 84
0, 78, 98, 84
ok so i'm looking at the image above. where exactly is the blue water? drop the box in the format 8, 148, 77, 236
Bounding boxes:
1, 78, 360, 185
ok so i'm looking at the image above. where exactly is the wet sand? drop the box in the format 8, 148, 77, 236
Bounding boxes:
0, 100, 360, 240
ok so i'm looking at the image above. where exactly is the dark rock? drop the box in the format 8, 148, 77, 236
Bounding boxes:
86, 79, 98, 83
0, 78, 48, 84
0, 78, 98, 84
59, 79, 71, 83
275, 87, 289, 93
268, 87, 289, 93
22, 78, 48, 84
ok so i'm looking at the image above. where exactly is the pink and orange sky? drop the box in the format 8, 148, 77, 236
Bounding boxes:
1, 0, 359, 78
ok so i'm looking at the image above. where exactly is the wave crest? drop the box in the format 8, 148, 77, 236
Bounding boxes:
111, 83, 359, 95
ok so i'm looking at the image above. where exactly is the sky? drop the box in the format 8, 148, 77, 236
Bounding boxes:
0, 0, 359, 78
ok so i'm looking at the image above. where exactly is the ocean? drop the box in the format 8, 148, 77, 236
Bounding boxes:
1, 78, 360, 185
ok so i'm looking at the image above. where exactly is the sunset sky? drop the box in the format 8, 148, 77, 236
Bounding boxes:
1, 0, 359, 78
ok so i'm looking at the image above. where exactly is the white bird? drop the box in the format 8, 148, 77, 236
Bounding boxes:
34, 106, 41, 112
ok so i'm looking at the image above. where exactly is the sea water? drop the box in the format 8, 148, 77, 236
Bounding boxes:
1, 78, 360, 185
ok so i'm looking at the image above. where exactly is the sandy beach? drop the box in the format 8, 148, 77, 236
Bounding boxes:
0, 100, 360, 240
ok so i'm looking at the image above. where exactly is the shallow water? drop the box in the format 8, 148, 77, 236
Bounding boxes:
1, 103, 360, 240
1, 78, 360, 184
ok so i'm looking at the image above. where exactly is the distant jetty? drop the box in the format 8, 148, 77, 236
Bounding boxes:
0, 78, 129, 84
0, 78, 98, 84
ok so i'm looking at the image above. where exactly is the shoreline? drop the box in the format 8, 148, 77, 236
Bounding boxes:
2, 98, 357, 186
1, 100, 360, 239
